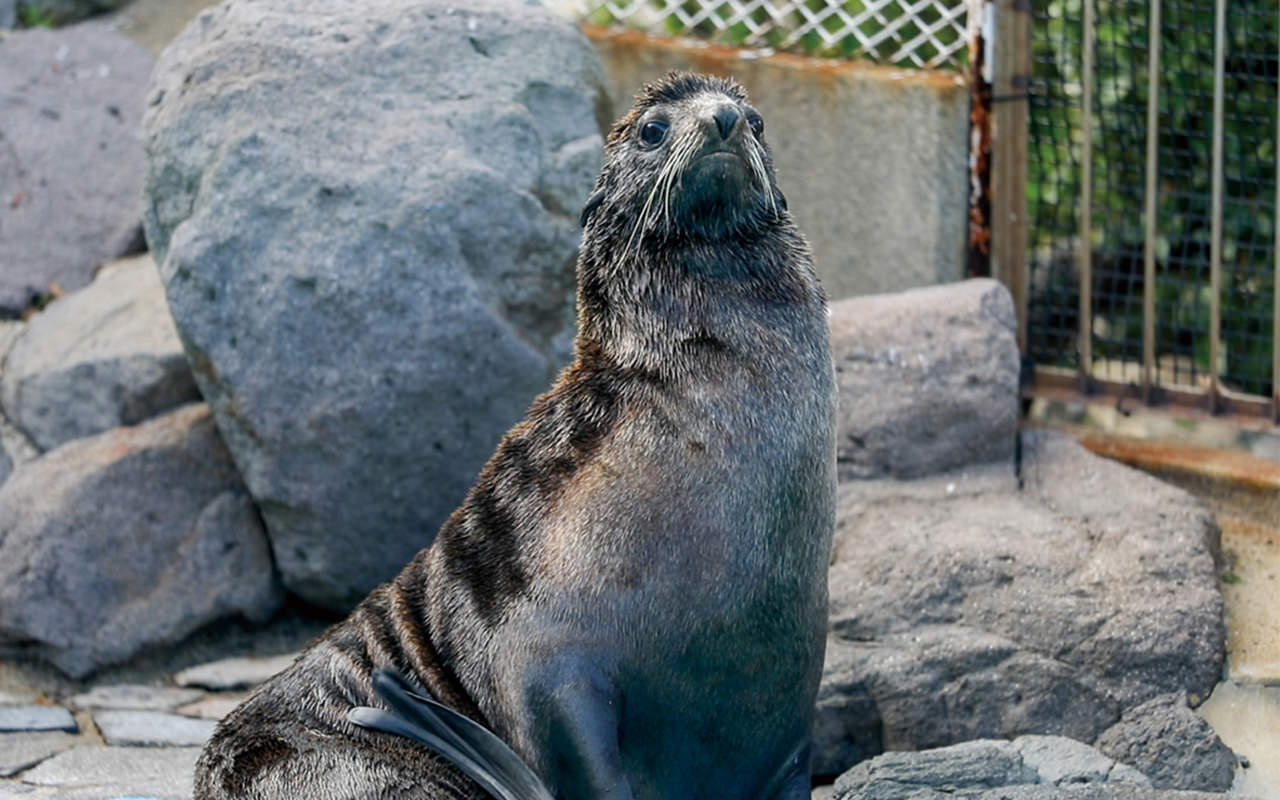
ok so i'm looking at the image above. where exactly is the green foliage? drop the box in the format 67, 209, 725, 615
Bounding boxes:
1221, 571, 1244, 584
1028, 0, 1277, 397
15, 3, 56, 27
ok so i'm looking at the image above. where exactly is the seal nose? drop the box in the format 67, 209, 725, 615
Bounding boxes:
712, 105, 741, 140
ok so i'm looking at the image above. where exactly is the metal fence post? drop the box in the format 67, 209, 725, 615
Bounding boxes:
1142, 0, 1161, 403
1078, 0, 1095, 387
1208, 0, 1226, 410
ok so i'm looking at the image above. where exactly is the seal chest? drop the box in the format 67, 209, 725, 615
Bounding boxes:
194, 71, 835, 800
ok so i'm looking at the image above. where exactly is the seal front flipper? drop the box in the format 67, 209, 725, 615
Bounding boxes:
349, 668, 555, 800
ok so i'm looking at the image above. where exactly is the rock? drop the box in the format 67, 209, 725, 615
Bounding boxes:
0, 320, 37, 485
0, 255, 199, 451
816, 431, 1224, 776
1094, 692, 1236, 792
143, 0, 610, 611
0, 0, 15, 28
175, 694, 245, 721
829, 279, 1019, 480
0, 732, 79, 777
69, 685, 203, 712
0, 707, 76, 733
0, 24, 151, 315
173, 653, 296, 691
0, 404, 283, 678
18, 744, 198, 798
93, 710, 216, 747
830, 735, 1151, 800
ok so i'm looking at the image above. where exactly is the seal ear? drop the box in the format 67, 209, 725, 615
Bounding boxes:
580, 189, 606, 228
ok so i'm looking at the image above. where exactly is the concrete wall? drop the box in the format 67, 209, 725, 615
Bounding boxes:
583, 26, 970, 301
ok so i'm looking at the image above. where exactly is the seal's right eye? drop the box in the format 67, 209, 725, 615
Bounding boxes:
639, 120, 669, 147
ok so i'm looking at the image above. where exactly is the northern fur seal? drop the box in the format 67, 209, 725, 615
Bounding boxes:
194, 70, 836, 800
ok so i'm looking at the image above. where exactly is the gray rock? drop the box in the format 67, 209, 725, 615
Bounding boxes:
1, 255, 199, 451
816, 431, 1224, 776
831, 735, 1151, 800
1094, 692, 1237, 792
70, 685, 203, 712
0, 0, 15, 28
174, 694, 244, 721
0, 321, 35, 485
0, 404, 283, 678
829, 279, 1020, 481
0, 707, 75, 733
93, 710, 215, 747
18, 744, 198, 798
173, 653, 296, 691
143, 0, 610, 611
0, 732, 78, 777
0, 24, 151, 315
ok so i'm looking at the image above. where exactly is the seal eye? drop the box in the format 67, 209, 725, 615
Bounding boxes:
639, 120, 668, 147
748, 115, 764, 136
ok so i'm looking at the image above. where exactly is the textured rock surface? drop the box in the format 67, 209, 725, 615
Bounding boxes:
93, 710, 215, 747
17, 745, 198, 798
143, 0, 610, 610
0, 323, 36, 485
0, 732, 77, 778
0, 256, 198, 451
1094, 692, 1237, 792
829, 280, 1020, 480
829, 737, 1248, 800
173, 653, 296, 690
0, 24, 151, 314
815, 431, 1224, 776
0, 708, 75, 733
69, 685, 203, 712
0, 404, 283, 677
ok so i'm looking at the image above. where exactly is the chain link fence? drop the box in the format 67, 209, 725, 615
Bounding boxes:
1027, 0, 1278, 402
581, 0, 971, 69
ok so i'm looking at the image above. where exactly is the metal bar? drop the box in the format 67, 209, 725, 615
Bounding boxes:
1274, 6, 1280, 422
1078, 0, 1095, 383
1208, 0, 1226, 409
990, 0, 1031, 351
1030, 365, 1278, 421
1142, 0, 1161, 403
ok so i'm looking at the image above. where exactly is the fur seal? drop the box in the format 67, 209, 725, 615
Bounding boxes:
194, 70, 836, 800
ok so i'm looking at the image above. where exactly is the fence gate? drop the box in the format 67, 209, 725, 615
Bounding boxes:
1006, 0, 1280, 424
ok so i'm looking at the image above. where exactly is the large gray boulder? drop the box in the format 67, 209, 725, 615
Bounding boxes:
0, 255, 199, 451
0, 404, 283, 677
143, 0, 609, 610
1094, 692, 1236, 792
815, 431, 1224, 776
829, 736, 1251, 800
829, 279, 1020, 481
0, 23, 151, 314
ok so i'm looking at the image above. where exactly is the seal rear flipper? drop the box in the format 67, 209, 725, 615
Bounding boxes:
349, 668, 555, 800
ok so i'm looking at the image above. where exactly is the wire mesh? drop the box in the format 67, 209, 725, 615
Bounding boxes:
1027, 0, 1278, 401
581, 0, 970, 69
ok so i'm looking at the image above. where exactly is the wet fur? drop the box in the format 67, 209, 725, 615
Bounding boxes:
195, 71, 836, 800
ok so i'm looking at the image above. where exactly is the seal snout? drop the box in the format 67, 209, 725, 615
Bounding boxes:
712, 104, 742, 140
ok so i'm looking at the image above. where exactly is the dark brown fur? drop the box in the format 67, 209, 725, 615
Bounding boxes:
196, 71, 835, 800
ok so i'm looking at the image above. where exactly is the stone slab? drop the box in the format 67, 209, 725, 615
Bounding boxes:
93, 711, 215, 747
19, 745, 198, 798
174, 695, 244, 721
70, 686, 203, 712
0, 708, 76, 734
173, 653, 296, 691
0, 732, 79, 778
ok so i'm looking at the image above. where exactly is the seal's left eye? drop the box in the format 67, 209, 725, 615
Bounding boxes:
640, 120, 668, 147
748, 115, 764, 136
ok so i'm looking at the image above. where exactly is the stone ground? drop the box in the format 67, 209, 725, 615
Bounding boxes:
0, 611, 330, 799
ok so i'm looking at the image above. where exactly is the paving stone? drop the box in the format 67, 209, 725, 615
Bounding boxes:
0, 692, 38, 708
19, 745, 197, 798
174, 695, 244, 722
0, 708, 76, 734
92, 711, 215, 747
0, 732, 78, 777
173, 653, 296, 691
70, 686, 203, 712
